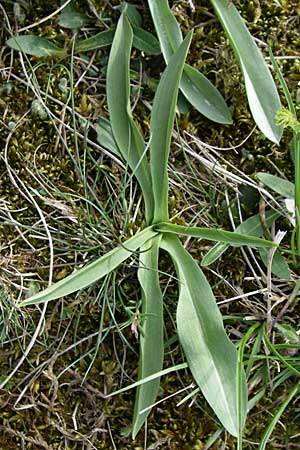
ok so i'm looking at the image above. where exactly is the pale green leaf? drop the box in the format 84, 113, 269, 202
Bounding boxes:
161, 235, 247, 437
257, 172, 295, 198
210, 0, 282, 143
107, 13, 154, 223
150, 32, 192, 222
6, 35, 66, 57
20, 227, 157, 306
148, 0, 232, 124
132, 235, 164, 438
155, 222, 277, 247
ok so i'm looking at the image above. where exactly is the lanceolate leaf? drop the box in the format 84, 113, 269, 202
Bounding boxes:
161, 235, 247, 437
76, 26, 161, 55
181, 64, 232, 124
150, 32, 192, 222
20, 227, 157, 306
257, 172, 295, 198
75, 29, 114, 52
107, 13, 154, 223
132, 235, 164, 438
202, 210, 280, 266
148, 0, 232, 124
7, 35, 66, 57
210, 0, 282, 143
132, 26, 161, 55
155, 222, 277, 247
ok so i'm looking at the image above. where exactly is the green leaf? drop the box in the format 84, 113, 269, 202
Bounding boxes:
150, 32, 193, 222
181, 64, 233, 124
58, 1, 90, 30
210, 0, 282, 143
6, 35, 66, 58
75, 26, 161, 55
258, 248, 291, 280
75, 29, 114, 52
202, 210, 280, 266
201, 242, 228, 266
148, 0, 232, 124
257, 172, 295, 198
155, 222, 277, 247
161, 235, 247, 437
132, 235, 164, 438
20, 226, 157, 306
107, 13, 154, 223
95, 117, 120, 155
132, 26, 161, 55
148, 0, 182, 60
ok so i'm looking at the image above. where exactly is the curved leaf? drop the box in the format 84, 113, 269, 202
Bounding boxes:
161, 234, 247, 437
7, 35, 66, 57
155, 222, 277, 247
150, 32, 193, 222
148, 0, 232, 124
132, 235, 164, 438
202, 210, 280, 267
210, 0, 282, 143
20, 227, 157, 306
75, 29, 114, 52
107, 13, 154, 223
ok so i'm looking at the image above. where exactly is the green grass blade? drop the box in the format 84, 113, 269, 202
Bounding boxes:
161, 235, 247, 437
258, 384, 299, 450
150, 32, 192, 223
148, 0, 232, 124
20, 227, 157, 306
210, 0, 282, 143
107, 362, 188, 397
237, 323, 260, 449
155, 222, 277, 247
132, 235, 164, 438
107, 13, 154, 223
